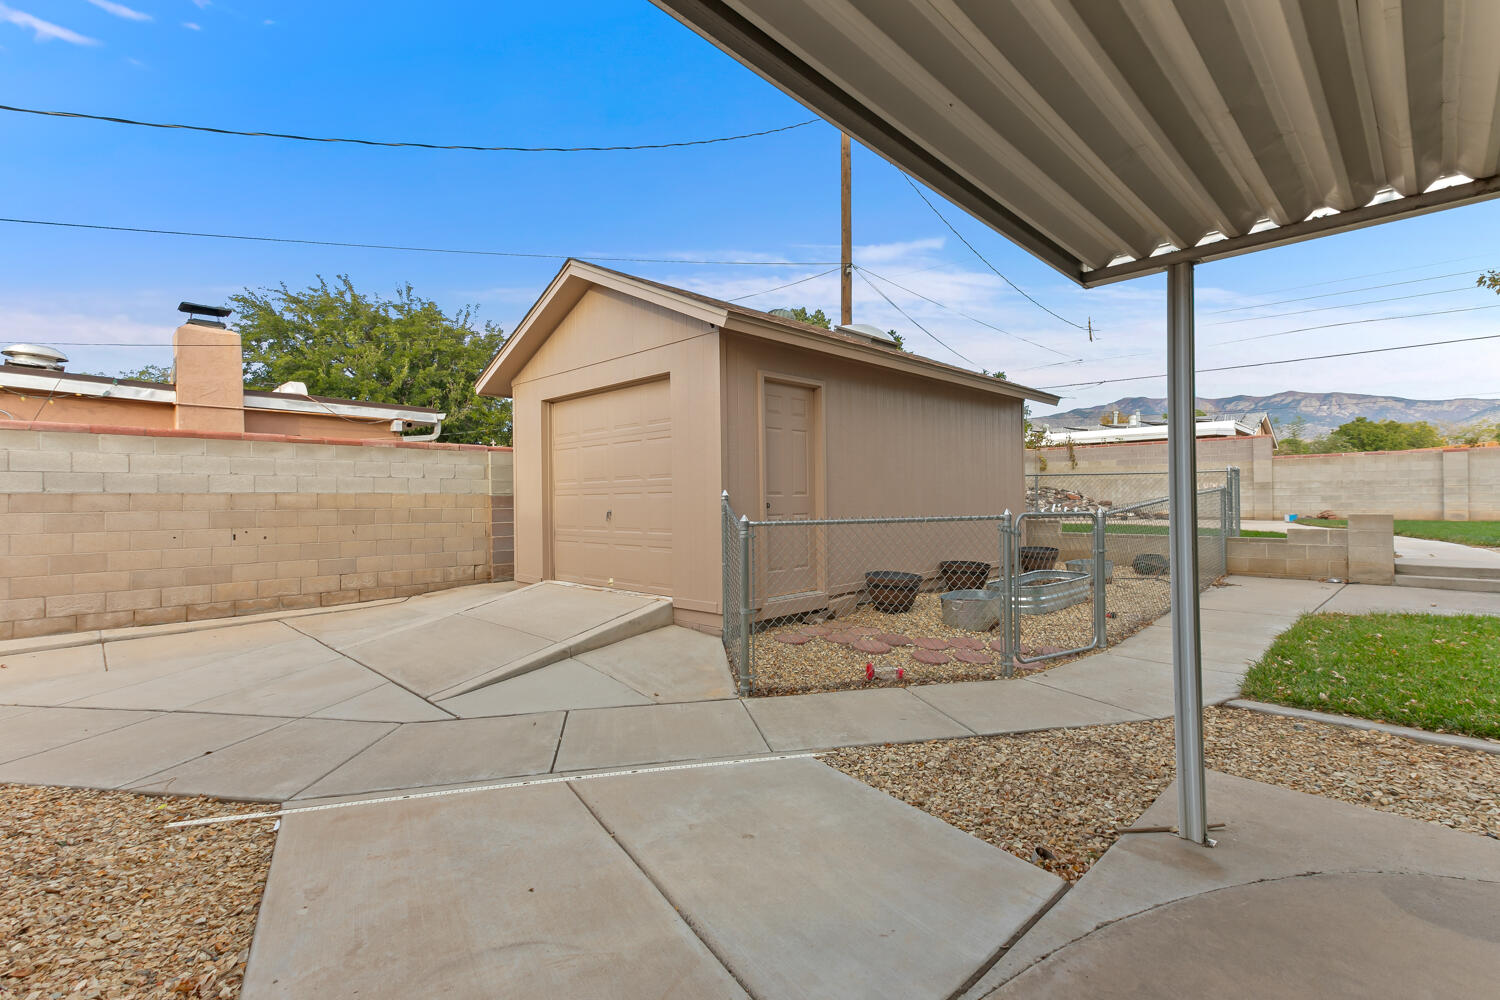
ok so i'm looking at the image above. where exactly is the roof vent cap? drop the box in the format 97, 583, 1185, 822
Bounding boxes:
836, 323, 901, 347
274, 381, 309, 396
3, 343, 68, 370
178, 301, 232, 328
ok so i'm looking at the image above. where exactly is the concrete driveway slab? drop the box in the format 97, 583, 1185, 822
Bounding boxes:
0, 711, 284, 789
438, 659, 652, 717
68, 640, 340, 711
554, 701, 767, 772
0, 644, 109, 705
745, 688, 971, 751
462, 581, 658, 640
242, 785, 747, 1000
573, 625, 737, 702
103, 621, 302, 674
1319, 583, 1500, 615
343, 614, 551, 697
0, 707, 156, 764
1028, 653, 1177, 718
310, 682, 453, 722
296, 712, 565, 798
912, 678, 1149, 734
130, 718, 396, 801
284, 601, 440, 649
186, 657, 384, 718
576, 757, 1064, 1000
1200, 577, 1341, 613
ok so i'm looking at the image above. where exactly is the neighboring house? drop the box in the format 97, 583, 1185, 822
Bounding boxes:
475, 260, 1058, 630
1041, 412, 1276, 448
0, 306, 443, 442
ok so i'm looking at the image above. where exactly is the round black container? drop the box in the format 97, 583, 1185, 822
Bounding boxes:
865, 570, 922, 614
1018, 546, 1060, 572
939, 559, 991, 591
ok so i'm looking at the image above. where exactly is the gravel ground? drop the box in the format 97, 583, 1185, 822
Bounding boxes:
0, 785, 276, 999
750, 572, 1175, 696
824, 706, 1500, 882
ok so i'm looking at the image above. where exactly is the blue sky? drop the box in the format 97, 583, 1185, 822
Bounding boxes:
2, 0, 1498, 416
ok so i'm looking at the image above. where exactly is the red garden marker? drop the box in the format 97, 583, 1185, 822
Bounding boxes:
865, 662, 875, 680
896, 667, 905, 680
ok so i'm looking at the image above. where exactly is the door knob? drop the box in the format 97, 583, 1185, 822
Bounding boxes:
606, 510, 612, 520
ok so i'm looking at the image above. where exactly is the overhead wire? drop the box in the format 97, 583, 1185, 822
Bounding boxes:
1210, 252, 1499, 302
1207, 284, 1480, 325
1204, 269, 1481, 314
1209, 302, 1500, 346
0, 102, 821, 152
728, 267, 841, 301
853, 268, 978, 367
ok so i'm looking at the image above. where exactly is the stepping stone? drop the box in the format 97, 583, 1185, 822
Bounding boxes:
911, 637, 950, 650
912, 648, 952, 665
775, 633, 812, 645
841, 626, 881, 636
851, 638, 892, 654
799, 624, 834, 636
952, 649, 994, 665
988, 638, 1008, 653
949, 636, 986, 651
826, 632, 860, 645
875, 633, 912, 646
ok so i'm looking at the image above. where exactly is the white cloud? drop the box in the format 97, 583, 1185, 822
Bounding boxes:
0, 3, 100, 44
86, 0, 151, 22
181, 20, 200, 30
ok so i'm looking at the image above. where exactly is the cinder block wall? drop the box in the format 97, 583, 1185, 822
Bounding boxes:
0, 422, 515, 641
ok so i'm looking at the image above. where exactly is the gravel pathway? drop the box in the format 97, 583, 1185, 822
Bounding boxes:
824, 707, 1500, 882
0, 784, 277, 999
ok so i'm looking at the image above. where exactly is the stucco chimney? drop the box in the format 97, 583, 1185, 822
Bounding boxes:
172, 302, 244, 433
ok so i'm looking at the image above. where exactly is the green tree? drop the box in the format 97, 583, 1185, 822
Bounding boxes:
1275, 414, 1314, 454
231, 277, 511, 445
783, 306, 831, 329
887, 330, 906, 350
114, 363, 174, 384
1321, 417, 1443, 453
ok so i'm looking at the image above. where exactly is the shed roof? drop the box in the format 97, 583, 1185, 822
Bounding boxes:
475, 259, 1059, 403
652, 0, 1500, 286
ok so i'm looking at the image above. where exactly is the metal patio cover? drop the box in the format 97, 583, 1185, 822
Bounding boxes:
651, 0, 1500, 286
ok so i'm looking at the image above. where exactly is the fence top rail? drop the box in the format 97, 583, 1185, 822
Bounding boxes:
1030, 469, 1233, 477
745, 512, 1012, 528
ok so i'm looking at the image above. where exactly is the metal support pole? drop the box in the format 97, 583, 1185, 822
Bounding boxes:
1227, 466, 1241, 536
737, 515, 752, 697
998, 511, 1013, 677
1092, 507, 1108, 649
1167, 261, 1209, 846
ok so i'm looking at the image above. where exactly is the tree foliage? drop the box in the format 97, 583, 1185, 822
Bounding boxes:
115, 363, 174, 384
782, 306, 831, 329
1321, 417, 1443, 453
230, 277, 511, 444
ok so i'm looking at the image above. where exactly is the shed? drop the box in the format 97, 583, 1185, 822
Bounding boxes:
476, 260, 1058, 630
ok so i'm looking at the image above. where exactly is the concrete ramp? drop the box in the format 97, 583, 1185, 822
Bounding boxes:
297, 581, 672, 700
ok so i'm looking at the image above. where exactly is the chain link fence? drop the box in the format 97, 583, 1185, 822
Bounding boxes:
722, 474, 1237, 696
1028, 468, 1241, 536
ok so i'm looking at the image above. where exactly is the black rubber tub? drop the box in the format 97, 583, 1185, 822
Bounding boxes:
939, 559, 992, 591
865, 570, 922, 614
1018, 546, 1059, 572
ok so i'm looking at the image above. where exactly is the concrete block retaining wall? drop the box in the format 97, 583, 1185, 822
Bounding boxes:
1227, 514, 1393, 585
0, 421, 514, 640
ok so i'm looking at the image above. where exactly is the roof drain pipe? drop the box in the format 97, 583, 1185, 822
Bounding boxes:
392, 418, 443, 442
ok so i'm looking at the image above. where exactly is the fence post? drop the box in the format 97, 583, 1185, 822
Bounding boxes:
998, 511, 1013, 677
1093, 506, 1108, 649
1226, 466, 1241, 536
737, 514, 752, 697
1219, 485, 1231, 579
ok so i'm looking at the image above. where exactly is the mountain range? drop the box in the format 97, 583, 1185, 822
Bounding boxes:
1033, 391, 1500, 438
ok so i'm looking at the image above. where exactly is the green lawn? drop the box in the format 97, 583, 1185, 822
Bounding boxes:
1240, 612, 1500, 740
1059, 523, 1284, 538
1291, 518, 1500, 547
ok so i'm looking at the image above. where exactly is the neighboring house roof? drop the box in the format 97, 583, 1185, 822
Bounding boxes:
0, 365, 445, 423
1041, 413, 1275, 447
475, 259, 1060, 404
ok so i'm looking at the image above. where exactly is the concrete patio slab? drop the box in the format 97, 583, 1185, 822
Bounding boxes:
437, 658, 652, 717
744, 687, 972, 751
310, 682, 453, 722
0, 711, 284, 789
1199, 576, 1341, 614
572, 625, 737, 702
1395, 534, 1500, 569
967, 771, 1500, 997
0, 644, 109, 705
284, 601, 440, 649
103, 621, 304, 674
1318, 582, 1500, 616
0, 707, 156, 764
912, 678, 1150, 734
342, 614, 552, 697
295, 712, 565, 799
461, 581, 660, 641
130, 719, 396, 801
1027, 653, 1178, 718
576, 757, 1065, 1000
68, 639, 343, 711
992, 872, 1500, 998
243, 785, 748, 1000
553, 700, 767, 772
186, 657, 385, 718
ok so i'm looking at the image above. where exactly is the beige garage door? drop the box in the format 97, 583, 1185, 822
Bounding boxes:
549, 379, 673, 595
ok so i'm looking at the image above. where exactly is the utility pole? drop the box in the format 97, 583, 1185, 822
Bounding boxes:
841, 132, 853, 326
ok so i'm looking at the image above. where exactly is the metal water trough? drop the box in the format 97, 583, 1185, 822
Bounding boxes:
1014, 569, 1091, 615
939, 588, 1002, 630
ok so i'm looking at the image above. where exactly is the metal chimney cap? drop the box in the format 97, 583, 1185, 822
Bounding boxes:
2, 343, 69, 370
178, 301, 231, 318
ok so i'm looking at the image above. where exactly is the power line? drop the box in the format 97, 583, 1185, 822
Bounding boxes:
853, 268, 978, 367
1039, 333, 1500, 390
1207, 284, 1479, 326
855, 266, 1077, 359
0, 102, 820, 153
0, 216, 842, 266
1205, 269, 1479, 315
900, 173, 1090, 332
1210, 302, 1500, 347
728, 267, 841, 302
1214, 252, 1498, 301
